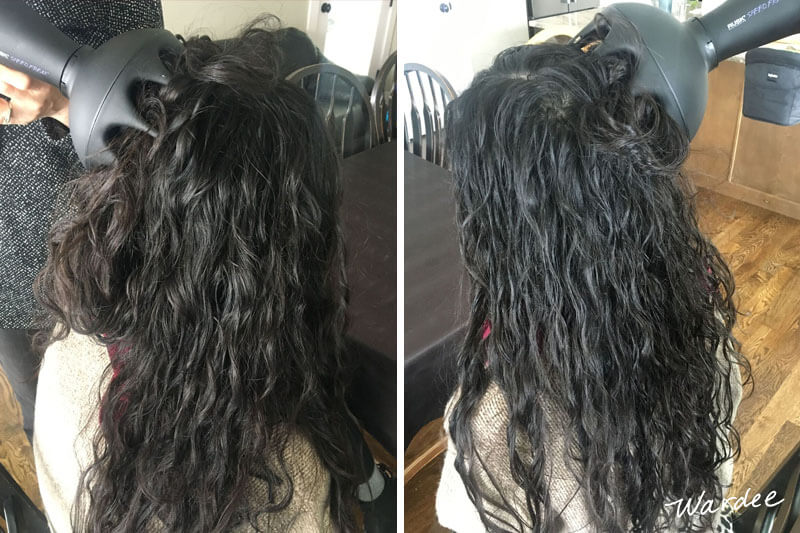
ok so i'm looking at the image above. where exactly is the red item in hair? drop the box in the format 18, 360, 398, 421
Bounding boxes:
102, 342, 129, 423
481, 321, 491, 340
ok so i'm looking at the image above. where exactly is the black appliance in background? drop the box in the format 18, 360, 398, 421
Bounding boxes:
527, 0, 599, 38
743, 48, 800, 127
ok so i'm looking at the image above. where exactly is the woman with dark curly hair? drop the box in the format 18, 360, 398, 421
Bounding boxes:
436, 25, 748, 533
32, 22, 364, 533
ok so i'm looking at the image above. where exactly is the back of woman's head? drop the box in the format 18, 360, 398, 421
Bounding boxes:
446, 38, 747, 532
37, 21, 362, 533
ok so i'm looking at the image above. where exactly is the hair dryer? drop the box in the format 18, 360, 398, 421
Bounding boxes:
575, 0, 800, 139
0, 0, 183, 168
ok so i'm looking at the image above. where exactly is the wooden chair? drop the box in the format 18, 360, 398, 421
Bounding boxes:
287, 63, 378, 158
403, 63, 457, 167
371, 51, 397, 144
0, 464, 48, 533
734, 440, 800, 532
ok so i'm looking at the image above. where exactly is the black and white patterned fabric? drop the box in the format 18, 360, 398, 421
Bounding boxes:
717, 500, 736, 533
0, 1, 163, 328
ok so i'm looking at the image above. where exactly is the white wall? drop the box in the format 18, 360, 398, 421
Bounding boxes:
162, 1, 314, 40
161, 0, 396, 76
400, 0, 529, 93
321, 0, 384, 75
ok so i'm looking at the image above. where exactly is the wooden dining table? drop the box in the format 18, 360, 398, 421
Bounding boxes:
404, 152, 468, 448
342, 141, 397, 453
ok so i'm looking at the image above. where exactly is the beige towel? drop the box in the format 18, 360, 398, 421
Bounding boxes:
437, 348, 742, 532
436, 384, 593, 532
33, 332, 333, 532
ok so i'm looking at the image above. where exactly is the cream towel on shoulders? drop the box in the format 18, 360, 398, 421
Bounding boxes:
33, 332, 107, 533
437, 356, 742, 532
34, 331, 333, 532
436, 383, 594, 532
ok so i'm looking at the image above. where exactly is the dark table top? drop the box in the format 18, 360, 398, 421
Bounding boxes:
403, 152, 468, 446
341, 141, 397, 452
342, 141, 397, 360
404, 152, 469, 363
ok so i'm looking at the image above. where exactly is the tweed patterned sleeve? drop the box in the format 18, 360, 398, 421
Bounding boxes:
24, 0, 164, 48
0, 0, 163, 328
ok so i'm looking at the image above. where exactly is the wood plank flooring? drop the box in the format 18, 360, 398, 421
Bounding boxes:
695, 189, 800, 498
406, 452, 448, 533
405, 418, 448, 533
0, 355, 44, 527
405, 188, 800, 531
0, 361, 42, 504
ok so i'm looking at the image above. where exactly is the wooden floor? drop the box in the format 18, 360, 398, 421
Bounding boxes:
695, 189, 800, 498
405, 417, 448, 533
0, 357, 44, 531
405, 188, 800, 531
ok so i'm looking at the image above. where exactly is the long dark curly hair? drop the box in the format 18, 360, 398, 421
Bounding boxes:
445, 27, 750, 533
35, 22, 363, 532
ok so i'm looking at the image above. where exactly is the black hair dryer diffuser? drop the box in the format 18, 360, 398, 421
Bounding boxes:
0, 0, 183, 168
577, 0, 800, 139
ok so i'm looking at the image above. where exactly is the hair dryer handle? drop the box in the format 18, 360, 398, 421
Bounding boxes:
0, 0, 83, 93
698, 0, 800, 66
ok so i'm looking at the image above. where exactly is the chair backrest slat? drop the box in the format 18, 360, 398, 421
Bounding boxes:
326, 73, 338, 137
342, 86, 356, 154
403, 63, 457, 168
405, 71, 422, 157
286, 63, 377, 158
370, 51, 397, 144
387, 77, 396, 138
415, 71, 435, 161
427, 75, 442, 165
